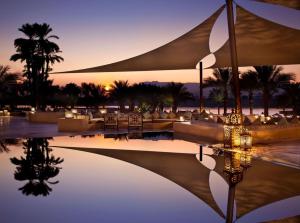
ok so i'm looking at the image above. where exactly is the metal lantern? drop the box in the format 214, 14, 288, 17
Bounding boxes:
240, 131, 252, 149
224, 111, 243, 148
225, 112, 242, 126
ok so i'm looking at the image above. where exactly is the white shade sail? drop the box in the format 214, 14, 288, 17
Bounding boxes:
253, 0, 300, 10
57, 6, 224, 73
211, 5, 300, 68
56, 6, 224, 73
57, 2, 300, 74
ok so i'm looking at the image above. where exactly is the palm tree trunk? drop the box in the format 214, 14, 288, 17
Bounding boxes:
224, 86, 228, 115
218, 106, 220, 115
249, 90, 253, 115
263, 87, 269, 116
172, 103, 178, 113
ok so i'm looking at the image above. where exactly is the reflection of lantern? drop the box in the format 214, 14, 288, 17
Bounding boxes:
240, 149, 252, 168
224, 151, 243, 185
65, 111, 74, 119
240, 132, 252, 149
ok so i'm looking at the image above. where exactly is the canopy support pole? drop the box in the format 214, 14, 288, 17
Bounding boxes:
226, 0, 242, 114
199, 62, 204, 112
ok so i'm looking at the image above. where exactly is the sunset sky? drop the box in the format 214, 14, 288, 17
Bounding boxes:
0, 0, 299, 85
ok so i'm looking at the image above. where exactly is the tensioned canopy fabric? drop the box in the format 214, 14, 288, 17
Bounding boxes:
211, 5, 300, 68
253, 0, 300, 10
57, 2, 300, 73
58, 6, 225, 73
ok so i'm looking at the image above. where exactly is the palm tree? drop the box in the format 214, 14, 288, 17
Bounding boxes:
205, 68, 231, 115
209, 88, 224, 115
10, 23, 63, 109
109, 80, 130, 112
134, 84, 164, 113
62, 83, 81, 107
80, 83, 106, 108
0, 65, 21, 108
166, 82, 194, 113
254, 66, 295, 116
277, 83, 300, 115
240, 71, 259, 115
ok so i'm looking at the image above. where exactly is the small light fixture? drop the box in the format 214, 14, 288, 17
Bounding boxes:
30, 107, 36, 114
179, 116, 184, 122
71, 109, 77, 114
100, 108, 107, 114
240, 132, 252, 149
65, 111, 74, 119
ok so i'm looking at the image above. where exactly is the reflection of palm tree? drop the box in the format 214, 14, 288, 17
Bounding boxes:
253, 66, 295, 116
0, 138, 21, 153
205, 68, 231, 115
0, 140, 9, 153
10, 138, 64, 196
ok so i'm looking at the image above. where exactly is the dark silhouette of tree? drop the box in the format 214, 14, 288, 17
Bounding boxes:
62, 83, 81, 108
10, 138, 64, 196
253, 66, 295, 116
208, 88, 224, 115
205, 68, 231, 115
0, 139, 22, 153
240, 71, 259, 115
110, 81, 130, 112
276, 83, 300, 115
0, 65, 21, 109
80, 83, 106, 108
10, 23, 63, 109
166, 82, 194, 113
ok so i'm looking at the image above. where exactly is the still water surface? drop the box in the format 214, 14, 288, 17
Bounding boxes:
0, 133, 299, 223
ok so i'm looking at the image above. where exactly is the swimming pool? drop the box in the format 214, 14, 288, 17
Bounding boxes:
0, 133, 299, 223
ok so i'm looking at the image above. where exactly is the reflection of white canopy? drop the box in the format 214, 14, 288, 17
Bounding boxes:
211, 5, 300, 68
54, 146, 300, 220
57, 2, 300, 73
254, 0, 300, 10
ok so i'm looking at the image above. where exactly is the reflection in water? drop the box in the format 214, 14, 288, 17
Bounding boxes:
1, 134, 299, 222
0, 138, 21, 153
10, 138, 64, 196
103, 131, 174, 141
56, 142, 300, 223
223, 149, 252, 223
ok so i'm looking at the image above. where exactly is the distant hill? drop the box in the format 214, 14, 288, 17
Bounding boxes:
142, 81, 211, 97
141, 81, 281, 108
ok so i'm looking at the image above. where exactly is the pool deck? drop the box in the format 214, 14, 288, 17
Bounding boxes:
1, 116, 299, 168
0, 117, 101, 139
